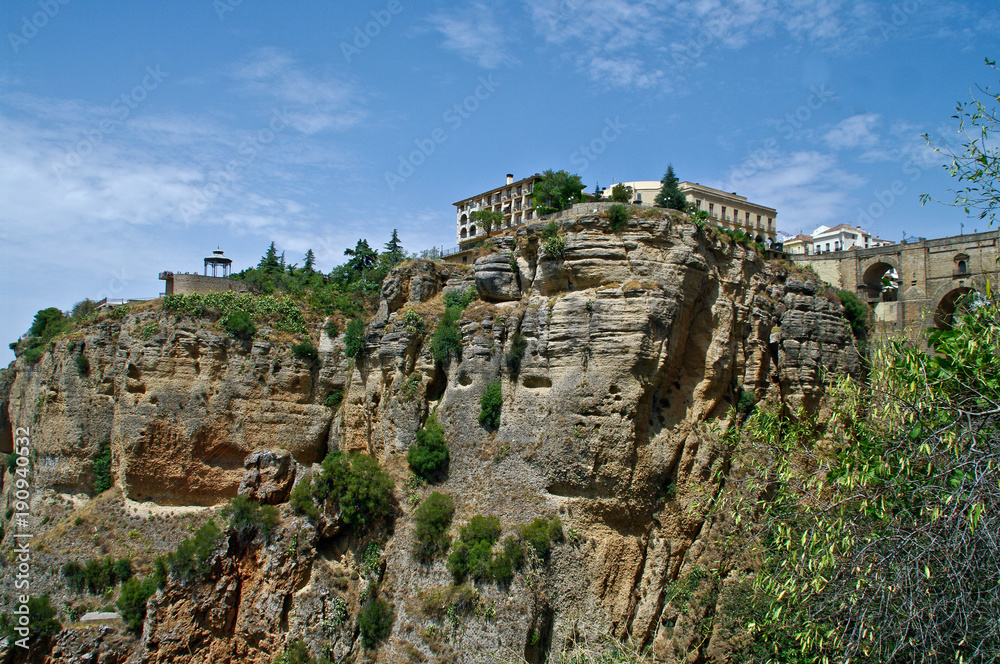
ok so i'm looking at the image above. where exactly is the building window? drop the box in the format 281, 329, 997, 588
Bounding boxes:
708, 203, 715, 216
767, 218, 772, 230
958, 259, 968, 273
721, 206, 727, 220
695, 199, 702, 210
470, 225, 477, 236
461, 228, 468, 239
825, 243, 830, 252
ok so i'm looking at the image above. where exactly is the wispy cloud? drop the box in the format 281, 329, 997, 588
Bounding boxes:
229, 47, 367, 133
824, 113, 881, 150
721, 150, 865, 231
427, 3, 517, 69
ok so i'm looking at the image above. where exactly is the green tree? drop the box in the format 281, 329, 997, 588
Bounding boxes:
734, 292, 1000, 663
610, 183, 633, 203
117, 576, 157, 631
479, 381, 502, 429
654, 164, 688, 210
28, 307, 70, 340
358, 598, 394, 648
383, 229, 405, 268
344, 239, 378, 274
470, 209, 504, 235
259, 242, 282, 274
531, 169, 585, 214
302, 249, 316, 275
92, 443, 112, 494
921, 57, 999, 227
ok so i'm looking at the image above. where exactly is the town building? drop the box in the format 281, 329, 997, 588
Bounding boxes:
784, 224, 893, 255
603, 181, 778, 243
453, 173, 542, 245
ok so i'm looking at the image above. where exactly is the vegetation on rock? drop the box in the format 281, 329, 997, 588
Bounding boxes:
478, 380, 502, 429
654, 164, 688, 210
413, 491, 455, 562
291, 451, 395, 529
358, 597, 394, 648
531, 169, 585, 215
407, 413, 449, 482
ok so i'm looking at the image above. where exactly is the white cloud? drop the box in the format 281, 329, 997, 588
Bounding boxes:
824, 113, 881, 150
428, 3, 517, 69
229, 47, 366, 133
721, 150, 865, 230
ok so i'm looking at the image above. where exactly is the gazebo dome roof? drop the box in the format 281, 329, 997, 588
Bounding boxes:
205, 249, 232, 264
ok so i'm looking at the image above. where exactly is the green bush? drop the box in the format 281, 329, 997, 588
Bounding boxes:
735, 388, 756, 418
358, 598, 394, 649
324, 391, 344, 410
23, 344, 44, 364
488, 536, 526, 585
154, 519, 222, 587
292, 451, 394, 530
222, 310, 256, 340
62, 556, 133, 594
431, 306, 463, 364
407, 414, 449, 482
519, 516, 563, 559
606, 204, 630, 232
344, 318, 366, 359
92, 443, 112, 494
543, 234, 566, 259
479, 381, 502, 429
505, 333, 527, 378
443, 287, 477, 310
447, 515, 509, 582
117, 576, 156, 631
222, 495, 279, 542
541, 221, 559, 240
161, 291, 307, 334
837, 290, 871, 339
0, 595, 60, 645
75, 354, 90, 376
324, 319, 339, 338
413, 491, 454, 562
291, 341, 318, 363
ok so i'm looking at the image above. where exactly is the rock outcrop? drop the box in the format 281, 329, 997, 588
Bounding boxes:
1, 209, 861, 663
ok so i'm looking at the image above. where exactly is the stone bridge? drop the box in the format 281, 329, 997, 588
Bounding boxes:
790, 230, 999, 332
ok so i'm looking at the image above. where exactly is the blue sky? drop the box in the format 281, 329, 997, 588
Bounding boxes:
2, 0, 998, 363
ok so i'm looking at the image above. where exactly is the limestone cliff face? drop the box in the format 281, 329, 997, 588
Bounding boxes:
4, 316, 335, 505
0, 210, 860, 664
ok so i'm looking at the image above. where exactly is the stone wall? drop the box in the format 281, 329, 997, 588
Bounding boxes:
163, 274, 252, 296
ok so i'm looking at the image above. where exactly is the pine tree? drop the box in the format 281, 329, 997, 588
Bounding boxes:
383, 230, 404, 268
344, 239, 378, 274
654, 164, 688, 210
258, 242, 282, 274
303, 249, 316, 275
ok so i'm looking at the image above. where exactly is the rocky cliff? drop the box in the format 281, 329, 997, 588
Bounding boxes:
0, 209, 860, 663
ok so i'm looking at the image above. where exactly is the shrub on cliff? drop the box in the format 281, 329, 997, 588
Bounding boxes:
293, 451, 395, 530
0, 595, 60, 647
358, 598, 394, 649
505, 333, 527, 378
431, 306, 463, 364
153, 519, 222, 587
479, 381, 502, 429
92, 443, 112, 494
222, 309, 256, 340
605, 204, 630, 232
222, 495, 278, 542
413, 491, 454, 562
117, 576, 157, 631
407, 414, 449, 482
291, 340, 318, 364
836, 289, 871, 339
447, 515, 508, 582
344, 318, 366, 359
519, 516, 563, 559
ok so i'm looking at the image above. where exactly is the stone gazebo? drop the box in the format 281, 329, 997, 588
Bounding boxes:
159, 248, 251, 296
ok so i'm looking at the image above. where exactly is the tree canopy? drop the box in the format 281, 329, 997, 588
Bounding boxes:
531, 169, 585, 215
654, 164, 688, 210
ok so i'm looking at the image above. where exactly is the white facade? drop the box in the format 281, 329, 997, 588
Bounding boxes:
809, 224, 893, 255
603, 180, 778, 242
453, 173, 541, 245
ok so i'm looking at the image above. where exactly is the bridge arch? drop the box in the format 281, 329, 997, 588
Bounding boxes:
933, 286, 975, 329
860, 256, 901, 301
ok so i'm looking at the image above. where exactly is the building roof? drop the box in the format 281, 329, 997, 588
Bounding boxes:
453, 173, 541, 206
